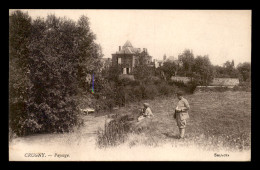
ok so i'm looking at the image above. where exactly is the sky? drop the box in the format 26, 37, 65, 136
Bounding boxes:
10, 9, 251, 66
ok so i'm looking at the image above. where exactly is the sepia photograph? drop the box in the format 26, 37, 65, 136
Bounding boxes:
9, 9, 251, 161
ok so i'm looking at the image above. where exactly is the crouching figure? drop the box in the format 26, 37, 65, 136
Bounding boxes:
137, 103, 154, 122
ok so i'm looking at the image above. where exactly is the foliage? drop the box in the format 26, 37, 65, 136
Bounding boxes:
104, 65, 122, 82
9, 11, 32, 136
237, 62, 251, 82
178, 49, 195, 77
159, 61, 177, 80
213, 60, 240, 79
9, 11, 102, 136
133, 65, 154, 81
157, 82, 176, 96
192, 56, 215, 86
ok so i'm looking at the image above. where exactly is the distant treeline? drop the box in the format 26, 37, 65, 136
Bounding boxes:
156, 49, 250, 85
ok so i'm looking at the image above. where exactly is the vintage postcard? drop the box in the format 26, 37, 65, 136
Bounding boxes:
9, 9, 251, 161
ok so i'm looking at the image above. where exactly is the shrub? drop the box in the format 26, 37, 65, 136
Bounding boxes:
186, 81, 198, 93
118, 76, 138, 86
153, 78, 162, 85
132, 86, 143, 101
133, 65, 154, 80
158, 82, 176, 96
9, 11, 101, 136
143, 85, 159, 99
234, 81, 251, 92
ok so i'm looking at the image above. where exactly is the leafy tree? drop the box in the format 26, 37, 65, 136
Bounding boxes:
138, 51, 152, 65
214, 60, 240, 78
76, 16, 103, 90
104, 65, 122, 82
9, 11, 32, 136
213, 65, 227, 78
192, 56, 214, 86
159, 60, 177, 80
237, 62, 251, 82
178, 49, 195, 77
9, 11, 102, 136
133, 65, 154, 81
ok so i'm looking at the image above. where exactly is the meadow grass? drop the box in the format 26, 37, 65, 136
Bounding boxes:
97, 91, 251, 151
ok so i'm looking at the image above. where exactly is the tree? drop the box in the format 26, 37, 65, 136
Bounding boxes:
178, 49, 195, 77
223, 60, 240, 78
9, 11, 32, 136
213, 60, 240, 78
213, 65, 227, 78
237, 62, 251, 82
159, 60, 177, 80
192, 56, 214, 86
133, 65, 153, 81
9, 11, 103, 136
76, 16, 103, 90
104, 65, 122, 82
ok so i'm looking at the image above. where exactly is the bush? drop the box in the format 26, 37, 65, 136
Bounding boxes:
158, 82, 176, 96
118, 76, 139, 87
133, 65, 154, 80
143, 85, 159, 99
237, 81, 251, 92
186, 81, 198, 93
143, 76, 161, 85
9, 11, 101, 136
169, 80, 186, 87
153, 78, 162, 85
131, 86, 143, 101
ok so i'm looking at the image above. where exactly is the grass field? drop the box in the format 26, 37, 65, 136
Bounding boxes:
9, 91, 251, 161
98, 91, 251, 152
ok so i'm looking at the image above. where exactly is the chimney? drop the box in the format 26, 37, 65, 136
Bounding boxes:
143, 48, 145, 52
163, 55, 166, 61
119, 46, 121, 51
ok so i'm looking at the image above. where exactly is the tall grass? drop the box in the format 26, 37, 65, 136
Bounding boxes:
96, 115, 133, 147
96, 91, 251, 151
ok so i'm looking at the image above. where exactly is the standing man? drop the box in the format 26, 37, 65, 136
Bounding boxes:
174, 92, 190, 139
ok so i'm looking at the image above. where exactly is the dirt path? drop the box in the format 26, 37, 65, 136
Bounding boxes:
9, 114, 111, 161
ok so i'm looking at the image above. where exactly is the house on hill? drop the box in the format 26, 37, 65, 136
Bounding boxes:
112, 40, 152, 74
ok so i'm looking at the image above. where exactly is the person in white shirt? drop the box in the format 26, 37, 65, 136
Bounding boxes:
138, 103, 154, 122
174, 92, 190, 139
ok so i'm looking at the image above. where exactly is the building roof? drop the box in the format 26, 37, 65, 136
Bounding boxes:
123, 40, 133, 48
115, 40, 141, 54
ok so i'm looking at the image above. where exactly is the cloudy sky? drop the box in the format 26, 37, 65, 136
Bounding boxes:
11, 9, 251, 66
